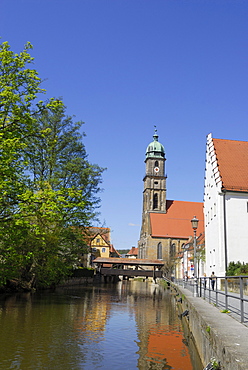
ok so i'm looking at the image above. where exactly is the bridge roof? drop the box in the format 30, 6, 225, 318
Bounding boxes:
93, 257, 164, 267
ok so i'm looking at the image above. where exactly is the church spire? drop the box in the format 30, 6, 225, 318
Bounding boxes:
153, 125, 158, 141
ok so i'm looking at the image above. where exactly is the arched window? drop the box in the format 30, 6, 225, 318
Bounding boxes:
155, 160, 159, 167
153, 193, 158, 209
157, 242, 162, 259
170, 243, 176, 257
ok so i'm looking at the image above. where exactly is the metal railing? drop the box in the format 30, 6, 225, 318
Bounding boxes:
174, 276, 248, 325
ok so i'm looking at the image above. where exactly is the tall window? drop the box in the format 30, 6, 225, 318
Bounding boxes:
157, 242, 162, 259
170, 243, 176, 257
153, 193, 158, 209
155, 160, 159, 167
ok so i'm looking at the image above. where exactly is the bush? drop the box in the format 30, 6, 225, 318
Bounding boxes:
227, 261, 248, 276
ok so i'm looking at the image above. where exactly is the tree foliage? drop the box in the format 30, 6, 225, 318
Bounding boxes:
226, 261, 248, 276
0, 41, 104, 290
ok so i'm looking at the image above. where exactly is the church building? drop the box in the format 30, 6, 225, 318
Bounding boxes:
204, 133, 248, 276
138, 130, 204, 268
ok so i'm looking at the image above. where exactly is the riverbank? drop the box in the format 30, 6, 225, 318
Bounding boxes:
173, 284, 248, 370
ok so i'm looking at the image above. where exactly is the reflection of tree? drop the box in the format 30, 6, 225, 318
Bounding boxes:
0, 292, 85, 369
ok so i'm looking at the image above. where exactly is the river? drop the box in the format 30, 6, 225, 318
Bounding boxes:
0, 280, 202, 369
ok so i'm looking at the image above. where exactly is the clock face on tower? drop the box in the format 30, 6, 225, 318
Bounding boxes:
154, 167, 159, 173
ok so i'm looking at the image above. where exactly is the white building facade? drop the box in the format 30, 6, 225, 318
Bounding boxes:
204, 133, 248, 277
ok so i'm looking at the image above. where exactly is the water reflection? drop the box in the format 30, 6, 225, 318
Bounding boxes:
0, 281, 200, 369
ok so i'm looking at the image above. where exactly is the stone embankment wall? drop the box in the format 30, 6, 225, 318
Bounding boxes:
58, 277, 94, 287
172, 285, 248, 370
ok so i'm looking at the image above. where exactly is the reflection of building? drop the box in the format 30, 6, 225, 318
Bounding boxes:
74, 287, 111, 342
204, 134, 248, 276
138, 130, 204, 275
145, 327, 192, 369
132, 282, 193, 369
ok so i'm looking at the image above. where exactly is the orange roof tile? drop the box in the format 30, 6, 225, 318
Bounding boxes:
127, 247, 138, 256
213, 138, 248, 192
110, 245, 121, 256
150, 200, 204, 238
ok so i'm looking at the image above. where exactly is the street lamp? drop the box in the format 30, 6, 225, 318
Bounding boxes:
191, 216, 199, 297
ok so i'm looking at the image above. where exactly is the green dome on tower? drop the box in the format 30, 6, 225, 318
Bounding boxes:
146, 128, 165, 159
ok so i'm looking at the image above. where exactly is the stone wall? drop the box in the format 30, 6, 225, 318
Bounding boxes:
171, 285, 248, 370
220, 278, 248, 295
58, 277, 94, 287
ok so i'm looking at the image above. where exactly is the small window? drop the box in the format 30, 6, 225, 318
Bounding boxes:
153, 193, 158, 209
155, 160, 159, 167
96, 238, 100, 243
157, 242, 162, 259
102, 247, 106, 253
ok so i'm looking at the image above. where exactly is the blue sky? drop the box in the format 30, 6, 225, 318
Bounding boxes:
1, 0, 248, 250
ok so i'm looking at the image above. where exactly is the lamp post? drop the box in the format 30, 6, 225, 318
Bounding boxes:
191, 215, 199, 297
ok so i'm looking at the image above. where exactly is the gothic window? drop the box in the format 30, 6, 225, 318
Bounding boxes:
170, 243, 176, 257
153, 193, 158, 209
155, 160, 159, 167
157, 242, 162, 259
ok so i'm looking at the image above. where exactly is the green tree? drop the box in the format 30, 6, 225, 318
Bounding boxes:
25, 102, 103, 225
226, 261, 248, 276
0, 41, 60, 221
0, 41, 104, 289
16, 104, 105, 288
0, 41, 41, 221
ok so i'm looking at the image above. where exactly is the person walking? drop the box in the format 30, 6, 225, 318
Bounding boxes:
203, 273, 207, 289
210, 271, 216, 290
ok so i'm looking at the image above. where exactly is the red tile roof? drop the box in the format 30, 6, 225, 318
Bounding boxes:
110, 245, 121, 257
213, 138, 248, 192
127, 247, 138, 256
150, 200, 204, 238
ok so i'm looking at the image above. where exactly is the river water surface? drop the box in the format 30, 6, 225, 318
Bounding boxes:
0, 280, 202, 369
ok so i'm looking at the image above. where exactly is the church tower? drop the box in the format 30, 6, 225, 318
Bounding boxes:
138, 129, 203, 266
143, 128, 166, 214
139, 129, 167, 259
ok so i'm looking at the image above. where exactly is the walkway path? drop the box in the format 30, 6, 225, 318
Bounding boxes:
179, 279, 248, 326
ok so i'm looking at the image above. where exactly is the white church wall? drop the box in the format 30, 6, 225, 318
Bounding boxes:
204, 133, 248, 277
225, 193, 248, 265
